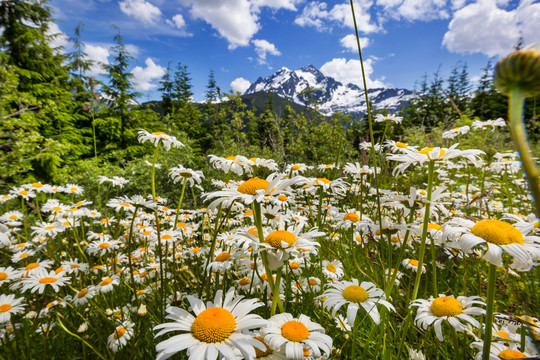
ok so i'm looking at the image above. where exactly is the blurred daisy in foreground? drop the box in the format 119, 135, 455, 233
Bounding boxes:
153, 288, 267, 360
262, 313, 332, 360
319, 279, 395, 325
410, 294, 485, 341
470, 340, 536, 360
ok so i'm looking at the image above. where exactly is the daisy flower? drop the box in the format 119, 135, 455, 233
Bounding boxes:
153, 288, 268, 360
285, 163, 311, 175
31, 222, 65, 238
321, 260, 344, 281
137, 129, 184, 151
98, 276, 120, 293
0, 266, 19, 284
410, 294, 485, 341
319, 279, 395, 325
387, 144, 484, 176
402, 259, 426, 273
262, 313, 332, 360
87, 239, 121, 256
71, 287, 96, 306
374, 113, 403, 124
208, 154, 254, 176
108, 321, 135, 353
457, 219, 540, 271
0, 294, 26, 323
471, 118, 506, 131
470, 340, 536, 359
169, 165, 204, 186
250, 157, 279, 171
20, 270, 71, 294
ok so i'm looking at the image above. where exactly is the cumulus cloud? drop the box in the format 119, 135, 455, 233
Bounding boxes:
119, 0, 162, 25
47, 23, 69, 52
295, 1, 380, 33
377, 0, 450, 21
83, 44, 110, 76
230, 77, 251, 93
442, 0, 540, 57
132, 58, 166, 91
252, 39, 281, 65
340, 34, 370, 52
179, 0, 300, 49
320, 57, 386, 88
166, 14, 186, 29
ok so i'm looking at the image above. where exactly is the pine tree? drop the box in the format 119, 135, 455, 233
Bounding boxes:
102, 29, 138, 148
205, 70, 218, 102
158, 61, 173, 116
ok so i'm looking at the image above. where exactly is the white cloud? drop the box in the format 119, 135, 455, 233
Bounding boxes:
132, 58, 166, 91
295, 1, 380, 34
377, 0, 449, 21
230, 77, 251, 93
179, 0, 300, 49
166, 14, 186, 29
294, 2, 329, 30
119, 0, 162, 25
320, 57, 386, 88
441, 0, 540, 57
83, 44, 110, 76
252, 39, 281, 65
340, 34, 370, 52
47, 23, 69, 52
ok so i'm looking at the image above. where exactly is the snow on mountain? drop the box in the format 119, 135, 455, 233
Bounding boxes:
245, 64, 413, 116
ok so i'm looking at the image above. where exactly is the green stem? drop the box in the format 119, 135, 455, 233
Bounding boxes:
270, 267, 283, 316
508, 88, 540, 217
173, 179, 188, 228
151, 142, 160, 202
482, 263, 497, 360
411, 161, 435, 301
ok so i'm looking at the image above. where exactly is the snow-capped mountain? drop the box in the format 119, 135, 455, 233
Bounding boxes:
244, 64, 413, 116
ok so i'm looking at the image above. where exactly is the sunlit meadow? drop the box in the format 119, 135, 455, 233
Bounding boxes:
2, 8, 540, 360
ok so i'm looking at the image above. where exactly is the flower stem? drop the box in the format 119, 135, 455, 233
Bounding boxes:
173, 178, 188, 228
482, 263, 497, 360
411, 161, 435, 300
508, 88, 540, 217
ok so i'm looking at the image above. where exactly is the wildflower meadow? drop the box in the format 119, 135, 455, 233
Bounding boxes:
2, 1, 540, 359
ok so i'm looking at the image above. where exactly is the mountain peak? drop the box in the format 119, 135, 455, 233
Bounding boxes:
244, 64, 413, 116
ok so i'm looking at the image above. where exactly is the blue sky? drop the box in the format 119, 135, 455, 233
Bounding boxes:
48, 0, 540, 102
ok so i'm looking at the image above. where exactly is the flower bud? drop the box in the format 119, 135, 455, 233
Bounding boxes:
494, 49, 540, 98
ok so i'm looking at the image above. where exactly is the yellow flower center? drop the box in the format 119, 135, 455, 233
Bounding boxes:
19, 253, 29, 258
19, 190, 29, 196
498, 350, 527, 359
25, 263, 40, 270
430, 296, 463, 317
471, 220, 524, 245
495, 331, 510, 340
239, 278, 250, 285
9, 215, 18, 220
325, 164, 333, 168
426, 223, 441, 231
308, 278, 318, 285
77, 289, 89, 298
265, 230, 297, 249
326, 264, 337, 273
315, 178, 330, 185
100, 278, 113, 286
226, 156, 236, 161
39, 277, 58, 284
289, 262, 300, 269
278, 194, 288, 201
342, 285, 369, 303
418, 147, 446, 160
253, 336, 272, 357
153, 131, 166, 136
191, 307, 236, 343
408, 259, 419, 267
395, 142, 408, 149
0, 304, 12, 313
344, 213, 360, 223
162, 234, 172, 240
98, 243, 110, 249
291, 165, 301, 170
237, 178, 270, 195
114, 327, 126, 340
52, 206, 62, 211
281, 321, 309, 342
44, 226, 55, 230
0, 272, 8, 281
215, 253, 231, 262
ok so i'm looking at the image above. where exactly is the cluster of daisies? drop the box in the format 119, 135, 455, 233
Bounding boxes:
0, 128, 538, 359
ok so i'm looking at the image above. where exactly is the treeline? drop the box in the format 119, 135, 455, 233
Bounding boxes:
1, 0, 538, 192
